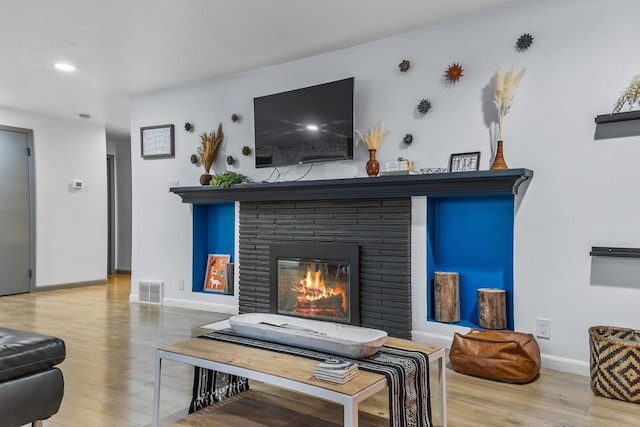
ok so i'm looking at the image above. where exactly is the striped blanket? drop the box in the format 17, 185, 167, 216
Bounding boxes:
190, 330, 432, 427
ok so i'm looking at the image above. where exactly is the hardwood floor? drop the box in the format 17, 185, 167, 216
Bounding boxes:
1, 274, 638, 426
1, 274, 228, 427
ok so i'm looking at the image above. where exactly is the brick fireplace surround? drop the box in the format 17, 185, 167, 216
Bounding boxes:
239, 198, 413, 338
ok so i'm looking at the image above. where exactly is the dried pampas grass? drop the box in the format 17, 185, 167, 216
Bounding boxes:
197, 123, 224, 173
356, 122, 389, 150
613, 75, 640, 114
494, 66, 525, 141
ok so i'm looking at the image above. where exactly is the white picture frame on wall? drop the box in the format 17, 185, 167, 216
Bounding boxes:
140, 124, 175, 158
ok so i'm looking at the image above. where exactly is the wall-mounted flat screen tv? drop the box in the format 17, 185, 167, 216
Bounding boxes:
253, 77, 354, 168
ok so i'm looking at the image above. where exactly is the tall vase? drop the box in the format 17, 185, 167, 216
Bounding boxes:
366, 149, 380, 177
490, 140, 509, 170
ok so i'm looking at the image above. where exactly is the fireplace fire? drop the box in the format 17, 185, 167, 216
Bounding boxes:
269, 244, 360, 325
280, 261, 348, 319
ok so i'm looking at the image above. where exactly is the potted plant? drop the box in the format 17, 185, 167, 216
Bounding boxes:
197, 123, 224, 185
210, 171, 250, 187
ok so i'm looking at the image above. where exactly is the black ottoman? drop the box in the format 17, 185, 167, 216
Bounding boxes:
0, 327, 66, 427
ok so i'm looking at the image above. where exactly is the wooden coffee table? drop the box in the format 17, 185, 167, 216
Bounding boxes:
152, 337, 446, 427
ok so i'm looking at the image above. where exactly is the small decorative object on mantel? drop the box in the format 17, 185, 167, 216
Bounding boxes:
516, 33, 534, 52
231, 113, 240, 123
398, 59, 410, 72
444, 62, 464, 85
402, 133, 413, 145
190, 154, 199, 164
613, 74, 640, 114
226, 155, 234, 165
356, 122, 389, 177
492, 66, 525, 170
449, 151, 481, 172
242, 146, 251, 156
210, 171, 250, 187
197, 123, 224, 185
421, 167, 447, 174
184, 122, 194, 132
383, 157, 412, 175
417, 98, 432, 115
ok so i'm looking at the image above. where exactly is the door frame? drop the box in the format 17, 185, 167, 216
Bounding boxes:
0, 125, 36, 292
107, 154, 116, 274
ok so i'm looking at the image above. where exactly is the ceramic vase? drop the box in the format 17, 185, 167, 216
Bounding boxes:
366, 149, 380, 177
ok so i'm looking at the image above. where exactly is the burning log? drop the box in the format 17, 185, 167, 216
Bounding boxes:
297, 293, 344, 310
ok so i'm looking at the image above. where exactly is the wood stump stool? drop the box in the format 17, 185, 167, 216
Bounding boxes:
434, 272, 460, 323
478, 288, 507, 329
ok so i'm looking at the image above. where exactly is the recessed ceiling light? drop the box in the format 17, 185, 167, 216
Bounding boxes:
306, 124, 319, 131
54, 63, 76, 72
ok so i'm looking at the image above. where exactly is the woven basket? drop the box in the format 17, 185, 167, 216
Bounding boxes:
589, 326, 640, 403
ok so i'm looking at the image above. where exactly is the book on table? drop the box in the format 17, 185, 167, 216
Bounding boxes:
313, 358, 359, 384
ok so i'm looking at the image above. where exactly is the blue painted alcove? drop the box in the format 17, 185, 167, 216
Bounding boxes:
192, 202, 235, 293
427, 195, 514, 329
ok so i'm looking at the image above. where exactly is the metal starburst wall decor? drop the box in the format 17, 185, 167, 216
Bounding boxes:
417, 99, 432, 115
444, 62, 464, 84
516, 33, 534, 51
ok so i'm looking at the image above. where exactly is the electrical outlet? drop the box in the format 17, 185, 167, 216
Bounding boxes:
536, 318, 551, 339
178, 278, 184, 291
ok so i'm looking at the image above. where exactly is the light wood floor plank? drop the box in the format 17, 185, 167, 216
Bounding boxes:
0, 274, 638, 426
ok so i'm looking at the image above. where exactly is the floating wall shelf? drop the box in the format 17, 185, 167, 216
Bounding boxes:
594, 110, 640, 124
590, 247, 640, 258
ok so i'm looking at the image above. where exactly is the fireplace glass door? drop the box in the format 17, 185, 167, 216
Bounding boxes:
270, 244, 359, 325
277, 258, 350, 322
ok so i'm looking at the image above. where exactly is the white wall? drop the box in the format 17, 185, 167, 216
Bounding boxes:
0, 106, 108, 287
130, 0, 640, 374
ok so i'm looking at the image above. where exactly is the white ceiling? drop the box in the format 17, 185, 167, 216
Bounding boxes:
0, 0, 518, 137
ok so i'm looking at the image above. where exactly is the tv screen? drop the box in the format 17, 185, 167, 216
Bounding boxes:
253, 77, 354, 168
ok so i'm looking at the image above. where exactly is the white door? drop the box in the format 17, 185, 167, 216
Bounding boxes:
0, 126, 32, 295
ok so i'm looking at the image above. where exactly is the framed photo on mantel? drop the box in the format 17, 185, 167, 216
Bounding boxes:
449, 151, 480, 172
140, 124, 175, 158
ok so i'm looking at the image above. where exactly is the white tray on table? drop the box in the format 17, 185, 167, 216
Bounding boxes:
228, 313, 388, 358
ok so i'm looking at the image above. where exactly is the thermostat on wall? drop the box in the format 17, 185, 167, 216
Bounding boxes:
72, 179, 83, 190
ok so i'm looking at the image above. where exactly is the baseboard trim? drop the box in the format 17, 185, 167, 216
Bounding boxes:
128, 294, 239, 315
542, 354, 589, 377
163, 298, 239, 314
35, 279, 108, 292
114, 269, 131, 274
411, 330, 590, 377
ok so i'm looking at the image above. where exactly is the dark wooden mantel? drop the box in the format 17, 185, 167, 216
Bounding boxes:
170, 168, 533, 204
